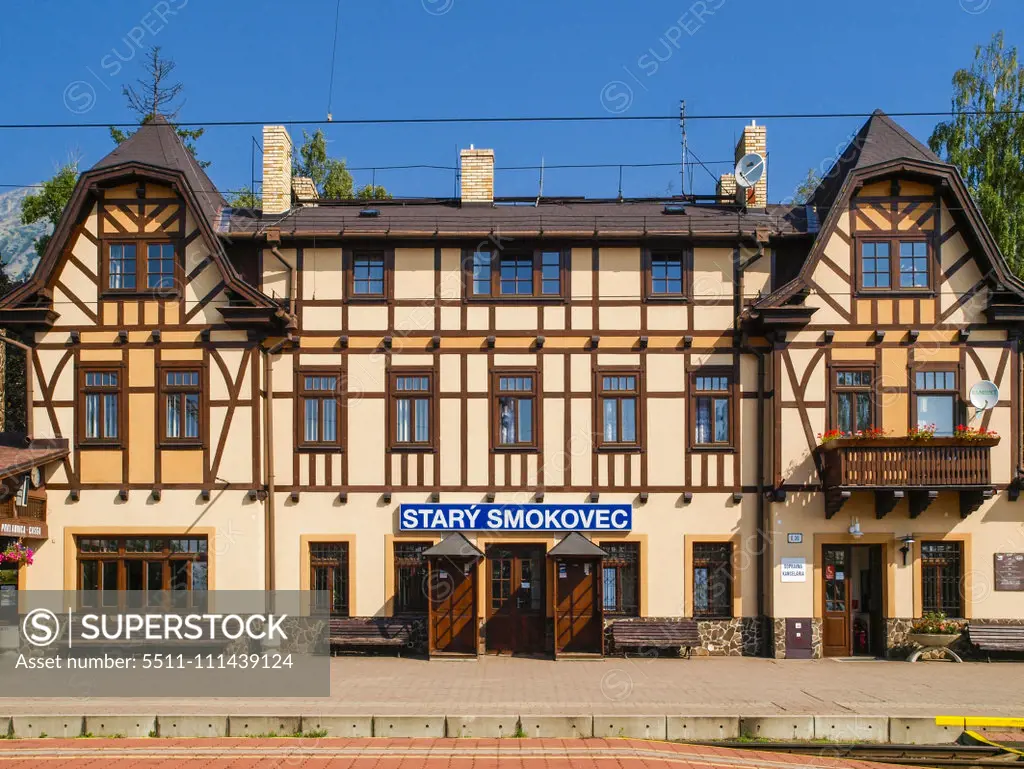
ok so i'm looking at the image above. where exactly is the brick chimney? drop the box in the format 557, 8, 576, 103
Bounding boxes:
262, 125, 293, 215
292, 176, 319, 206
460, 146, 494, 204
717, 173, 737, 200
734, 120, 767, 207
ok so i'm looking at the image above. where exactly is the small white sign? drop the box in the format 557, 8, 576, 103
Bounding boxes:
781, 557, 807, 582
787, 533, 803, 544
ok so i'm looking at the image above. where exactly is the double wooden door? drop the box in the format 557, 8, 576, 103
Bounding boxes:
428, 557, 477, 656
554, 558, 602, 656
485, 545, 546, 655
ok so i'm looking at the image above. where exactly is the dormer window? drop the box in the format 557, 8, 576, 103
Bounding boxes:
105, 241, 177, 294
857, 238, 931, 292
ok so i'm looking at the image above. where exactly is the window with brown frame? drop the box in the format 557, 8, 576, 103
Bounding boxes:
465, 248, 565, 299
597, 371, 641, 449
394, 542, 430, 613
310, 542, 349, 617
80, 368, 122, 446
349, 250, 386, 297
921, 541, 964, 617
160, 367, 202, 445
832, 368, 876, 434
913, 366, 960, 437
298, 372, 342, 449
857, 237, 932, 292
692, 542, 733, 618
493, 371, 538, 450
390, 371, 434, 450
104, 241, 178, 294
690, 371, 733, 449
77, 536, 208, 609
644, 248, 691, 299
600, 542, 639, 616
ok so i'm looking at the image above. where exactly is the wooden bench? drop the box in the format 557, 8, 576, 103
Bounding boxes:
328, 616, 423, 655
611, 620, 701, 658
967, 624, 1024, 660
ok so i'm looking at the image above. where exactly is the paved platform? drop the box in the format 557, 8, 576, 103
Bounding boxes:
3, 656, 1023, 717
0, 738, 904, 769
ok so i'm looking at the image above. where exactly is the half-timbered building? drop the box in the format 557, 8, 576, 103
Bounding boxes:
0, 110, 1020, 658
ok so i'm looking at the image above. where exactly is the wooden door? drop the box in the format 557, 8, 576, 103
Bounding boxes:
428, 557, 477, 656
822, 545, 851, 657
554, 558, 602, 656
485, 545, 546, 655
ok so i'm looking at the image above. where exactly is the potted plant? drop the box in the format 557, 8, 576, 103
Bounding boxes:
907, 612, 962, 649
0, 541, 34, 567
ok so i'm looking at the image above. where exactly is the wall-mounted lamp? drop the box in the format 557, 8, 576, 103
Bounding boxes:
535, 335, 545, 349
151, 329, 161, 344
117, 329, 129, 345
69, 489, 80, 502
588, 491, 599, 503
899, 534, 915, 566
430, 491, 440, 503
907, 329, 920, 344
68, 330, 80, 345
290, 490, 300, 503
485, 335, 496, 349
382, 336, 393, 350
485, 491, 496, 503
200, 328, 211, 343
118, 488, 129, 502
200, 489, 211, 502
959, 328, 972, 343
381, 491, 392, 504
682, 491, 693, 504
338, 335, 349, 349
337, 492, 348, 504
874, 329, 886, 343
247, 489, 259, 502
534, 490, 545, 503
638, 491, 649, 504
590, 335, 600, 349
638, 336, 648, 350
683, 335, 694, 348
431, 335, 441, 350
823, 330, 835, 344
152, 489, 161, 502
848, 516, 863, 538
732, 492, 743, 504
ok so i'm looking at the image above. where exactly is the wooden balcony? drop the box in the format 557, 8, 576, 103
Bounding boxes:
0, 495, 48, 538
817, 437, 997, 520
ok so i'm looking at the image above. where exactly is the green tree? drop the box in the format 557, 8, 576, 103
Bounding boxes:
357, 184, 393, 200
227, 186, 261, 209
109, 46, 208, 168
930, 31, 1024, 277
20, 160, 79, 257
294, 129, 390, 200
0, 271, 27, 433
793, 168, 822, 205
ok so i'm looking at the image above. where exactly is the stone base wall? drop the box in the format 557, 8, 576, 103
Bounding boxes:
603, 616, 765, 657
771, 617, 822, 659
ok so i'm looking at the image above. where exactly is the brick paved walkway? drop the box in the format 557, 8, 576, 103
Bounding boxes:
4, 656, 1024, 716
0, 738, 902, 769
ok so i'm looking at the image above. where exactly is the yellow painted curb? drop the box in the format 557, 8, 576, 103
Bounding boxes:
963, 730, 1024, 756
936, 716, 1024, 728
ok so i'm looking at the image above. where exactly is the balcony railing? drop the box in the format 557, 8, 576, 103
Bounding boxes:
0, 496, 46, 522
817, 437, 997, 519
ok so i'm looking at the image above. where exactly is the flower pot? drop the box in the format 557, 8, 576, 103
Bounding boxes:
907, 632, 960, 648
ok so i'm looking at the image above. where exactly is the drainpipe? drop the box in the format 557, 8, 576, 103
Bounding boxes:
262, 334, 294, 593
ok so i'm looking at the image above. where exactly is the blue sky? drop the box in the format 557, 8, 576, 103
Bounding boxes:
0, 0, 1020, 203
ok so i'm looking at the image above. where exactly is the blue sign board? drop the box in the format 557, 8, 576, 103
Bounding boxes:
399, 503, 632, 532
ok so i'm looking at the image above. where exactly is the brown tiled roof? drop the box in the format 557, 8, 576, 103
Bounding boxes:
220, 199, 810, 240
92, 115, 226, 225
0, 438, 68, 482
809, 109, 943, 211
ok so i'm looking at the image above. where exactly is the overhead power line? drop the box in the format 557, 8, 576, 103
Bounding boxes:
0, 109, 1022, 131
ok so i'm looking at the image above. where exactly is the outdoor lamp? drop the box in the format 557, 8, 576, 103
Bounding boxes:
848, 517, 863, 538
899, 534, 915, 565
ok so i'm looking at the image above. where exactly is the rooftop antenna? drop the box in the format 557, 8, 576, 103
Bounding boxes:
679, 100, 687, 198
536, 156, 545, 206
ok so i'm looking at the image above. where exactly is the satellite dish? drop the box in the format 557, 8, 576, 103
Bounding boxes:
735, 153, 766, 188
969, 380, 999, 410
